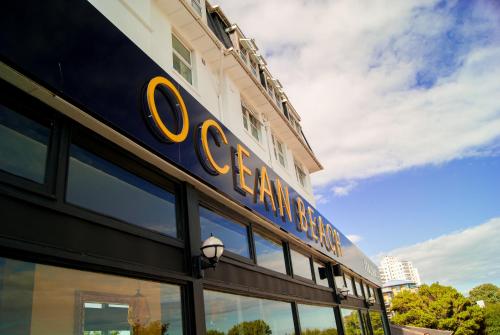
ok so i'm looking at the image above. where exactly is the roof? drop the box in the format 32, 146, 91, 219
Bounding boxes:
390, 325, 453, 335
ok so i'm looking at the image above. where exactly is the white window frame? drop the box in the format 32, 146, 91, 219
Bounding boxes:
241, 102, 262, 143
272, 135, 287, 169
191, 0, 202, 16
172, 33, 193, 85
294, 161, 307, 188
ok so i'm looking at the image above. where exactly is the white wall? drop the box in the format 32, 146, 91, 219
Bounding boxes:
87, 0, 315, 204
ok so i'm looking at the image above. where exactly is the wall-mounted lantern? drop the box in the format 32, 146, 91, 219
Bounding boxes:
194, 235, 224, 278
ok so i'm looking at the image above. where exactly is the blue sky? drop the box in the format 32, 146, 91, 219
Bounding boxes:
216, 0, 500, 292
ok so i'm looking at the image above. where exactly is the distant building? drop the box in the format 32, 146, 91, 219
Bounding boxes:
382, 280, 419, 317
379, 256, 421, 285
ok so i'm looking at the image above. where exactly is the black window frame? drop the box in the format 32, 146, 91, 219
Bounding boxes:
0, 79, 60, 197
252, 228, 288, 276
65, 125, 184, 245
198, 196, 255, 264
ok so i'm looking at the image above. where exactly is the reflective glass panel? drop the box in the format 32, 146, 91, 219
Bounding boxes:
369, 311, 386, 335
290, 249, 312, 280
0, 257, 183, 335
298, 304, 338, 334
345, 274, 354, 295
355, 279, 363, 297
200, 206, 250, 258
254, 232, 286, 274
0, 103, 50, 183
204, 290, 295, 335
313, 261, 330, 287
66, 144, 177, 237
341, 309, 363, 335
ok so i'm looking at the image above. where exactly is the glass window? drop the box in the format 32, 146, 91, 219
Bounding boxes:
313, 261, 330, 287
294, 162, 306, 188
272, 135, 286, 168
254, 232, 286, 274
200, 206, 250, 258
0, 256, 183, 335
204, 290, 295, 335
344, 274, 354, 296
341, 309, 363, 335
355, 279, 363, 297
239, 44, 248, 63
298, 304, 337, 334
66, 144, 177, 237
191, 0, 202, 16
363, 283, 369, 299
290, 249, 312, 280
241, 103, 261, 142
172, 34, 193, 84
369, 311, 386, 335
335, 275, 346, 289
0, 102, 50, 183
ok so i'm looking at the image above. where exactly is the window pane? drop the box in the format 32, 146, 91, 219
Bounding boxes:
200, 207, 250, 258
345, 275, 354, 295
66, 144, 177, 237
254, 233, 286, 274
298, 304, 337, 334
341, 309, 363, 335
313, 261, 329, 287
369, 311, 386, 335
290, 249, 312, 280
355, 280, 363, 297
172, 35, 191, 64
0, 257, 183, 335
0, 103, 50, 183
204, 290, 295, 335
173, 53, 193, 84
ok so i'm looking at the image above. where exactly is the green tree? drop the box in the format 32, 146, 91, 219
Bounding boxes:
206, 330, 225, 335
227, 320, 272, 335
302, 328, 338, 335
484, 303, 500, 335
469, 284, 500, 306
391, 283, 484, 335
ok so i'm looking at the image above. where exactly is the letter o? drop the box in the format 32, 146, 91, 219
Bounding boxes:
146, 76, 189, 143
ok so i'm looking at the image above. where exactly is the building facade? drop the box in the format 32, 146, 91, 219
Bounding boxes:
379, 256, 421, 286
0, 0, 391, 334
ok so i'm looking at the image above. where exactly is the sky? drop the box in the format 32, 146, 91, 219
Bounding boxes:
214, 0, 500, 292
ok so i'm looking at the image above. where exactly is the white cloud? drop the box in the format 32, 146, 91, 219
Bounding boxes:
374, 217, 500, 292
346, 234, 363, 243
332, 181, 357, 197
214, 0, 500, 185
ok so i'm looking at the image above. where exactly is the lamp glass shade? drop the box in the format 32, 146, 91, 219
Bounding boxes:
201, 236, 224, 260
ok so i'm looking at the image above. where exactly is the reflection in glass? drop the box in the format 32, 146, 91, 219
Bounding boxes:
313, 261, 329, 287
344, 274, 354, 296
204, 290, 295, 335
355, 279, 363, 297
254, 233, 286, 274
200, 207, 250, 258
0, 257, 183, 335
66, 145, 177, 237
290, 249, 312, 280
0, 103, 50, 183
298, 304, 338, 334
341, 309, 363, 335
369, 311, 385, 335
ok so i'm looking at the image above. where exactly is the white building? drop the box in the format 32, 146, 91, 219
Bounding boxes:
379, 256, 421, 286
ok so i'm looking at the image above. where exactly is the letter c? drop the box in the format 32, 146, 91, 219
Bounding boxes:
200, 119, 230, 175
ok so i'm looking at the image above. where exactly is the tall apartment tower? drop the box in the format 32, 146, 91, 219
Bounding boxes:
379, 256, 421, 285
